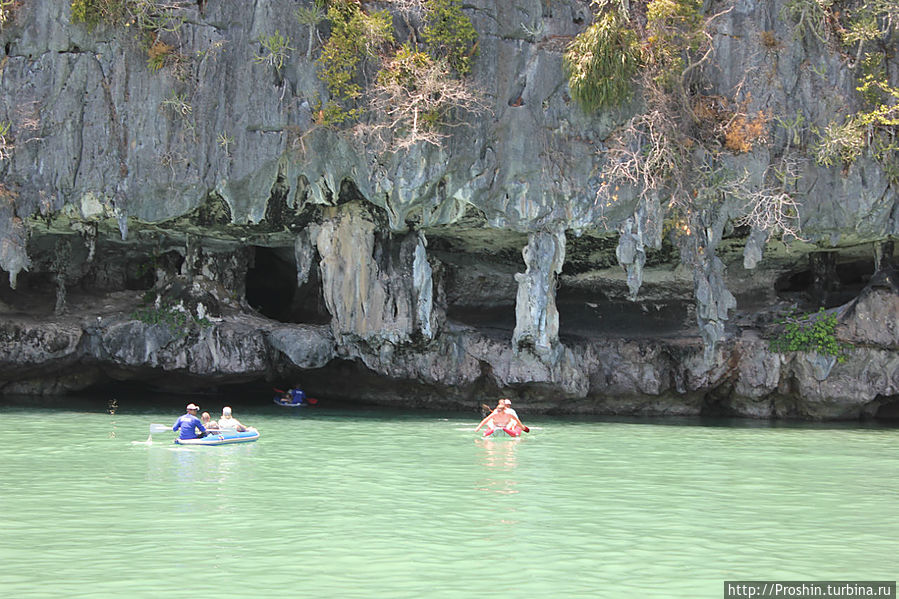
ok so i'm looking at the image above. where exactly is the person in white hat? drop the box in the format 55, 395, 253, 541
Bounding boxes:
475, 398, 529, 436
172, 403, 207, 440
217, 406, 250, 432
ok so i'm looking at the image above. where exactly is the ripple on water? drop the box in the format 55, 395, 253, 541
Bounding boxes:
1, 407, 898, 597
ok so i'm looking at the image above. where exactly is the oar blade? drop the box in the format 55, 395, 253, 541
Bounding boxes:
150, 423, 172, 434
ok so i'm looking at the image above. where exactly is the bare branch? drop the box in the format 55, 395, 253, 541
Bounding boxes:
734, 156, 807, 242
356, 52, 489, 153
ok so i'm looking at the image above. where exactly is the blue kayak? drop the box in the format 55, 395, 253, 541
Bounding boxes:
273, 397, 306, 407
273, 394, 318, 407
174, 429, 260, 445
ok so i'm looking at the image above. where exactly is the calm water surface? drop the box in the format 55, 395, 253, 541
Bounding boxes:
0, 397, 897, 598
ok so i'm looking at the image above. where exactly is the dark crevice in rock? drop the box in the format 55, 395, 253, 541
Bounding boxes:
0, 270, 57, 314
284, 358, 482, 410
775, 253, 875, 310
196, 192, 232, 227
874, 395, 899, 420
699, 384, 737, 417
245, 246, 328, 324
556, 285, 693, 340
563, 231, 678, 276
263, 169, 293, 230
2, 235, 166, 315
446, 303, 516, 340
338, 178, 366, 206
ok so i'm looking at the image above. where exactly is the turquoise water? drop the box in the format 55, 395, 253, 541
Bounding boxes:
0, 398, 897, 598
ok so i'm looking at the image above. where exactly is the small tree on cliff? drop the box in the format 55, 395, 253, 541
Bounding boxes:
359, 45, 486, 151
314, 0, 485, 151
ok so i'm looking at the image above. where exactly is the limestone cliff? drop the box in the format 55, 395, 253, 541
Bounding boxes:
0, 0, 897, 419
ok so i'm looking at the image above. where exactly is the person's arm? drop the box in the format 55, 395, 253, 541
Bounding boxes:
172, 417, 181, 432
508, 413, 529, 433
475, 410, 498, 432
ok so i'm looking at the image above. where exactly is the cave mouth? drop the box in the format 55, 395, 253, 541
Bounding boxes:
873, 395, 899, 421
556, 286, 693, 340
446, 303, 517, 339
775, 255, 875, 309
0, 270, 57, 313
245, 246, 329, 324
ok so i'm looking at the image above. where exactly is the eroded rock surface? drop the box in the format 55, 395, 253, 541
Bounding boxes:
0, 1, 897, 418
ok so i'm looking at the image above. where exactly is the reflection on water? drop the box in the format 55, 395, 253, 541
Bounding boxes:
475, 436, 520, 494
146, 441, 259, 486
107, 398, 118, 439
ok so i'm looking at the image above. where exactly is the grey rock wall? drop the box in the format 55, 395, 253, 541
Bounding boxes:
0, 0, 897, 418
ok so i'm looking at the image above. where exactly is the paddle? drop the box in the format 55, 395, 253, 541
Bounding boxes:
150, 423, 173, 434
477, 405, 529, 433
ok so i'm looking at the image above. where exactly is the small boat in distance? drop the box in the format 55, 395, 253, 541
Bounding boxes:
273, 386, 318, 407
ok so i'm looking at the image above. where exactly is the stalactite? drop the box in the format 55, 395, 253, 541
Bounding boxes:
412, 231, 435, 340
512, 226, 565, 355
53, 238, 70, 315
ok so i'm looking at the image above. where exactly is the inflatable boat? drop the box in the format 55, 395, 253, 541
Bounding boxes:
273, 392, 318, 407
483, 425, 523, 438
174, 429, 260, 445
273, 396, 307, 407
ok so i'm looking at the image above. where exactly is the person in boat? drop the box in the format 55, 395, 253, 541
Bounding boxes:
218, 406, 250, 432
475, 402, 527, 436
173, 403, 207, 440
288, 383, 307, 406
200, 411, 219, 431
480, 398, 517, 417
500, 398, 519, 419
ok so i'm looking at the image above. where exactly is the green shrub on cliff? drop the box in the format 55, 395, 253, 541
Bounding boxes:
0, 120, 13, 162
0, 0, 18, 30
564, 0, 705, 112
71, 0, 186, 32
71, 0, 189, 76
366, 44, 485, 149
801, 1, 899, 171
563, 12, 639, 111
422, 0, 479, 77
315, 0, 394, 124
255, 30, 293, 74
132, 298, 211, 338
643, 0, 704, 92
312, 0, 482, 142
769, 307, 849, 362
70, 0, 128, 29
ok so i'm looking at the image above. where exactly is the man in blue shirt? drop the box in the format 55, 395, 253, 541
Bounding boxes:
173, 403, 206, 440
289, 386, 307, 406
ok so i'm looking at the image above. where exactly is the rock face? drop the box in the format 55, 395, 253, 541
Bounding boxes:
0, 1, 897, 419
